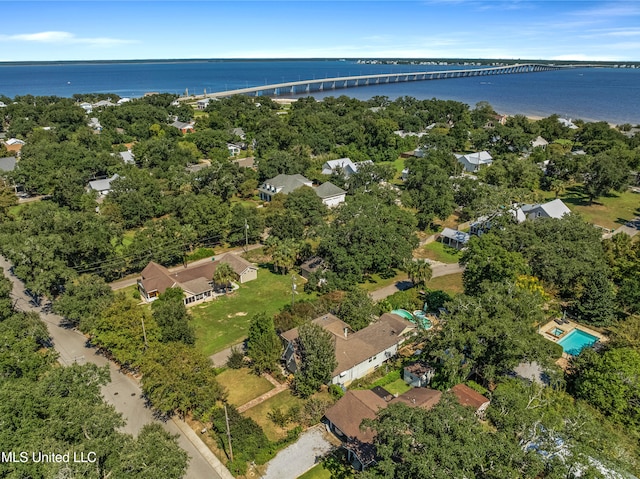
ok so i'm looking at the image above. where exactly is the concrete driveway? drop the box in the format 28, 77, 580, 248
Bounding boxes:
262, 425, 336, 479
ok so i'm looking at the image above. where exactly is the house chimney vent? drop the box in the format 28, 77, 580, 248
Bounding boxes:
344, 327, 348, 338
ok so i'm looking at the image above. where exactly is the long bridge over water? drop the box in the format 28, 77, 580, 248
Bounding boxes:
181, 63, 570, 101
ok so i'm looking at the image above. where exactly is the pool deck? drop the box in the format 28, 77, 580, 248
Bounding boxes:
539, 318, 607, 359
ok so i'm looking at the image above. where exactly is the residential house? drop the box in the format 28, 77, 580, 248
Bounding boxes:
450, 383, 490, 418
558, 118, 579, 130
0, 101, 6, 108
0, 156, 17, 189
439, 227, 470, 250
321, 158, 373, 178
281, 312, 415, 386
314, 181, 346, 208
0, 156, 17, 175
197, 98, 213, 110
531, 136, 549, 149
226, 143, 242, 157
93, 100, 116, 108
299, 256, 324, 280
79, 102, 93, 114
117, 98, 131, 104
324, 387, 442, 471
88, 174, 120, 197
4, 138, 25, 156
231, 156, 256, 170
119, 150, 135, 165
521, 198, 571, 220
259, 174, 313, 202
88, 118, 102, 132
403, 362, 435, 388
137, 253, 257, 305
170, 119, 195, 134
455, 151, 493, 173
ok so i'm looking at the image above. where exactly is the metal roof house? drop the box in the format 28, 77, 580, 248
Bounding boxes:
439, 227, 470, 249
455, 151, 493, 173
88, 174, 120, 197
521, 199, 571, 220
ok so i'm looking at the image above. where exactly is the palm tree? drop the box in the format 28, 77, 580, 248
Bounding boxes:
213, 262, 236, 293
404, 259, 433, 290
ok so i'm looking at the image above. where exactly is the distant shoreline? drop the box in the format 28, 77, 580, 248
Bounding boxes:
1, 58, 639, 68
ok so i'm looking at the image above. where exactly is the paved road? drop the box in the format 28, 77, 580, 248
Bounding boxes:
109, 243, 264, 291
261, 425, 336, 479
0, 255, 231, 479
369, 262, 465, 301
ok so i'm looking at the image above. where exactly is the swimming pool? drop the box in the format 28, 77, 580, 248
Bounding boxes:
391, 309, 414, 321
557, 329, 599, 356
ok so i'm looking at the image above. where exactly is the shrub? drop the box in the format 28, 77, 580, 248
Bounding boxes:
329, 383, 345, 400
226, 345, 245, 369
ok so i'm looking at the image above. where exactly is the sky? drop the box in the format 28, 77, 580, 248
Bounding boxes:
0, 1, 639, 62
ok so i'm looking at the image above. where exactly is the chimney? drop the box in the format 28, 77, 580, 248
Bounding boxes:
344, 327, 348, 339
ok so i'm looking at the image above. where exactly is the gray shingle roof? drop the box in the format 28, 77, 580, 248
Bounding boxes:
315, 181, 346, 199
0, 156, 17, 172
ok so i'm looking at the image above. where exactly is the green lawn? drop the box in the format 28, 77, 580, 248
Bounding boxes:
190, 268, 315, 355
242, 390, 305, 442
298, 464, 332, 479
426, 272, 464, 295
360, 270, 408, 293
543, 186, 640, 230
215, 368, 274, 407
383, 378, 412, 395
418, 241, 461, 264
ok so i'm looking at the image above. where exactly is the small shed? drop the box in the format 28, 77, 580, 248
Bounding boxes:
403, 362, 435, 388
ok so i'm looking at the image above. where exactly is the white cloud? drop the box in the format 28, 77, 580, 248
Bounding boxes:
0, 31, 135, 47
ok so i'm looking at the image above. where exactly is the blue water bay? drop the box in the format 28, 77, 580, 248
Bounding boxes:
0, 60, 638, 124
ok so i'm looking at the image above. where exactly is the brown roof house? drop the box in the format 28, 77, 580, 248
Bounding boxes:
137, 253, 257, 305
281, 312, 415, 387
450, 383, 491, 418
325, 387, 442, 470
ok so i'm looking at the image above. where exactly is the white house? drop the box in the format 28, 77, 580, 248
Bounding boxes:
314, 181, 346, 208
119, 150, 135, 165
321, 158, 373, 178
88, 174, 119, 197
531, 136, 549, 149
521, 198, 571, 220
455, 151, 493, 173
281, 312, 415, 387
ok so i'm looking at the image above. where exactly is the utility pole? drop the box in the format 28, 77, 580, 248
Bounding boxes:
141, 317, 148, 348
291, 275, 297, 307
224, 404, 234, 462
244, 218, 249, 253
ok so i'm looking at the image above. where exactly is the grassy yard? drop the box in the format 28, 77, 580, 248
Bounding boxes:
426, 272, 464, 295
417, 241, 461, 264
298, 464, 332, 479
241, 390, 305, 442
215, 368, 274, 407
359, 270, 408, 293
190, 268, 315, 356
383, 378, 412, 395
543, 186, 640, 230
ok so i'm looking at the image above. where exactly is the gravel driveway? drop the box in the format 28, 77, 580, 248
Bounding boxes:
262, 425, 335, 479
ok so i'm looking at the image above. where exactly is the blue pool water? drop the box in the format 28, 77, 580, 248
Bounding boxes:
557, 329, 599, 356
390, 309, 414, 321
